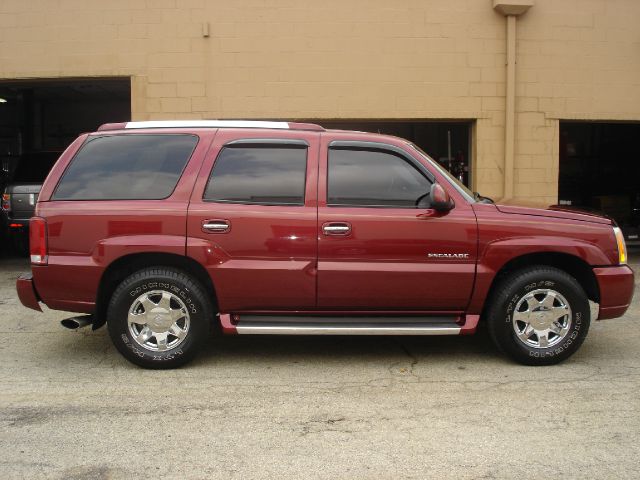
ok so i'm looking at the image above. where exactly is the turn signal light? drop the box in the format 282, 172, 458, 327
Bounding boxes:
29, 217, 48, 265
1, 193, 10, 211
613, 226, 627, 265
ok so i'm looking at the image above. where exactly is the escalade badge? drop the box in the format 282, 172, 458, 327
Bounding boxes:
428, 253, 470, 259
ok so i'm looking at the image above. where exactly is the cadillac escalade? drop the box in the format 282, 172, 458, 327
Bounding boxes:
15, 120, 635, 368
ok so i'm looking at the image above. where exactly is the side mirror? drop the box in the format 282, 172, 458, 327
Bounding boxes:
430, 183, 454, 211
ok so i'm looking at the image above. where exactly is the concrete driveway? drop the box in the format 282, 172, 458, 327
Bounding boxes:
1, 253, 639, 479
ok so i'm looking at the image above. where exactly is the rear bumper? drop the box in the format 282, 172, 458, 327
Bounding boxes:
16, 273, 42, 312
594, 265, 635, 320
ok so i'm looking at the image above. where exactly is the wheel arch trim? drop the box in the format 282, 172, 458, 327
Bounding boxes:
468, 248, 601, 315
93, 251, 218, 330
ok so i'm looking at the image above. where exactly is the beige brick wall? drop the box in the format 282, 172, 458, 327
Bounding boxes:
1, 0, 639, 205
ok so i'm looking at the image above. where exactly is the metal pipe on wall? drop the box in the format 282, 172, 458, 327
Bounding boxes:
492, 1, 534, 201
503, 15, 517, 200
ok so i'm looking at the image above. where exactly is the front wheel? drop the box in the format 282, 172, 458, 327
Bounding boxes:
486, 266, 591, 366
107, 267, 213, 369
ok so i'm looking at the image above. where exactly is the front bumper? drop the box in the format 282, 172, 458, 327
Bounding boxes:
594, 265, 635, 319
16, 273, 42, 312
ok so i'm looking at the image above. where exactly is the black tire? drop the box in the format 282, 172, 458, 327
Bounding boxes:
107, 267, 213, 369
486, 266, 591, 366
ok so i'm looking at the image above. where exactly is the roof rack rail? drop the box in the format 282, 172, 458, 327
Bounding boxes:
97, 120, 325, 132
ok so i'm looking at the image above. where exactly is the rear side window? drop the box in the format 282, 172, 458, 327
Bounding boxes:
52, 134, 198, 200
204, 145, 307, 205
328, 148, 432, 207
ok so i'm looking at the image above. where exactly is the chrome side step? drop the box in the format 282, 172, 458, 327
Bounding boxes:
231, 315, 462, 335
235, 322, 461, 335
219, 314, 480, 336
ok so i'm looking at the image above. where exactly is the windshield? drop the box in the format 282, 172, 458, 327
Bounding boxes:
407, 143, 476, 202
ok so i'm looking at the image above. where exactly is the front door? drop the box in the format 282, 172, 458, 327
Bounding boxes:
317, 137, 477, 311
187, 129, 319, 312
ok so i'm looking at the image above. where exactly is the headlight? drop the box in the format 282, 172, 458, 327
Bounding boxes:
613, 226, 627, 265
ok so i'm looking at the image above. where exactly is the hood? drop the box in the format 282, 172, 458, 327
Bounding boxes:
495, 203, 612, 225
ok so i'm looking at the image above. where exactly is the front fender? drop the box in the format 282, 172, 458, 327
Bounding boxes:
466, 236, 610, 315
481, 236, 611, 271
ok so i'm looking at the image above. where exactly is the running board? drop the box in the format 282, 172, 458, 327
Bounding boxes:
236, 323, 461, 335
219, 314, 480, 336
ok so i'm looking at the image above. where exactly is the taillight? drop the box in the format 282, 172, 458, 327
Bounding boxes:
1, 193, 10, 211
29, 217, 48, 265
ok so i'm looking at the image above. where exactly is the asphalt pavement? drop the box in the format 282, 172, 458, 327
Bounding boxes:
1, 252, 639, 479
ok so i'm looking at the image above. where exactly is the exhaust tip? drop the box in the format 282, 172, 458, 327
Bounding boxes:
60, 315, 93, 330
60, 319, 80, 329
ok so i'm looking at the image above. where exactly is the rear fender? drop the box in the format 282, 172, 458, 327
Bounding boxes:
92, 234, 186, 265
34, 235, 185, 313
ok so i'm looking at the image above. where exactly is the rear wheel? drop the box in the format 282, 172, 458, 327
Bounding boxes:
486, 266, 591, 366
107, 267, 213, 369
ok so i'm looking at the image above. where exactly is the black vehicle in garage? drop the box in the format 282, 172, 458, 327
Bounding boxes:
1, 152, 59, 254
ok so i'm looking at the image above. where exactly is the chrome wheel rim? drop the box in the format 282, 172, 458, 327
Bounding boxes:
512, 288, 572, 349
127, 290, 190, 352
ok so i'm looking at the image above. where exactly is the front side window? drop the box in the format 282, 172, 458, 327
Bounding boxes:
53, 134, 198, 200
328, 148, 432, 207
204, 145, 307, 205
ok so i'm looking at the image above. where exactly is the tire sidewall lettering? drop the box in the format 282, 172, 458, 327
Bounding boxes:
524, 280, 555, 292
128, 282, 198, 315
120, 333, 147, 358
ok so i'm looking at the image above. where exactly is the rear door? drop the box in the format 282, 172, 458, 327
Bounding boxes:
187, 129, 319, 312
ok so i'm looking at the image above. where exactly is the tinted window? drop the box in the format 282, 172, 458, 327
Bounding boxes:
53, 134, 197, 200
328, 148, 432, 207
204, 145, 307, 205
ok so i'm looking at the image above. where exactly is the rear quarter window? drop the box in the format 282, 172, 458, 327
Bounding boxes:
52, 134, 198, 200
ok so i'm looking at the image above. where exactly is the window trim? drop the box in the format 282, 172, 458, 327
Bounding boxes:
203, 141, 309, 207
327, 140, 434, 209
51, 133, 199, 201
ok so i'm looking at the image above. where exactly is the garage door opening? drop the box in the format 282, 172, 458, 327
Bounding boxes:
0, 77, 130, 255
559, 122, 640, 242
0, 77, 131, 179
302, 120, 473, 188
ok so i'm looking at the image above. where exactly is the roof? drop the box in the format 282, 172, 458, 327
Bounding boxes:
97, 120, 325, 132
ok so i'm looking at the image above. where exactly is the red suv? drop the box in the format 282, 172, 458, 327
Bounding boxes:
16, 121, 634, 368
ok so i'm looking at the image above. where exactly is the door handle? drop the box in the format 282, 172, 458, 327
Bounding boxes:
322, 222, 351, 236
202, 219, 230, 233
